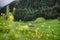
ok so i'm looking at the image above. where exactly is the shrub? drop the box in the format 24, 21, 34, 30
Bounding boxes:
34, 17, 45, 23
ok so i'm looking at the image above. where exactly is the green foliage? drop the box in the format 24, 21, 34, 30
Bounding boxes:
14, 9, 38, 21
0, 0, 60, 40
13, 0, 60, 21
0, 21, 10, 33
34, 17, 45, 23
1, 0, 60, 21
0, 13, 60, 40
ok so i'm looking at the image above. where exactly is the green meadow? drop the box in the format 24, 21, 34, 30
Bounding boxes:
0, 16, 60, 40
0, 0, 60, 40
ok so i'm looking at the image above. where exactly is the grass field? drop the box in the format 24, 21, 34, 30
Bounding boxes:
0, 17, 60, 40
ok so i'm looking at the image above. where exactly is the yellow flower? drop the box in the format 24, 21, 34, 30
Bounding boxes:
9, 15, 14, 21
21, 25, 29, 30
13, 7, 16, 11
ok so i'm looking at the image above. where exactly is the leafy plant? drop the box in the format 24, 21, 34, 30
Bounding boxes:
34, 17, 45, 23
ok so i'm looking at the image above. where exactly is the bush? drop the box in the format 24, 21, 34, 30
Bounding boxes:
34, 17, 45, 23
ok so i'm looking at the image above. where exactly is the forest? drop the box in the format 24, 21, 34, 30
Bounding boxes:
0, 0, 60, 21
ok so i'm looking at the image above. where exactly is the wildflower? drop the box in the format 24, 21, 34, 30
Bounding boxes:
9, 15, 14, 21
21, 25, 29, 30
13, 7, 16, 11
